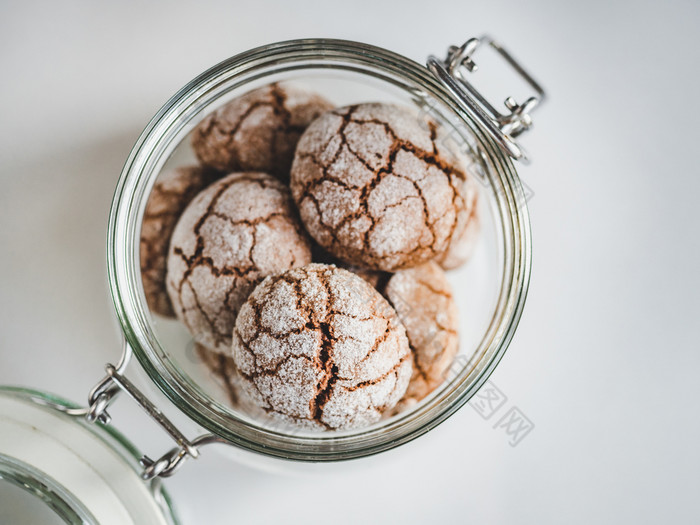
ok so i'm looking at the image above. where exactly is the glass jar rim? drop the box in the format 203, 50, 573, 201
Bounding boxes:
108, 38, 531, 461
0, 386, 179, 523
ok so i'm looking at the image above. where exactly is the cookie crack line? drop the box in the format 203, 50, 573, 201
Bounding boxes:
355, 308, 394, 366
173, 174, 282, 293
173, 247, 257, 279
240, 269, 339, 430
172, 211, 290, 283
141, 167, 222, 315
181, 279, 230, 346
167, 172, 311, 354
309, 321, 338, 422
294, 105, 467, 268
234, 333, 282, 414
196, 83, 312, 174
269, 82, 311, 136
239, 351, 317, 380
350, 115, 466, 179
208, 210, 288, 229
413, 277, 453, 299
207, 91, 285, 160
229, 265, 415, 431
344, 352, 412, 392
411, 351, 431, 381
308, 271, 339, 424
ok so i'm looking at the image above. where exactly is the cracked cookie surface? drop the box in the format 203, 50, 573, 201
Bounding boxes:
290, 103, 470, 272
192, 83, 333, 181
140, 165, 220, 317
166, 172, 312, 353
384, 261, 459, 400
435, 175, 481, 270
231, 263, 413, 430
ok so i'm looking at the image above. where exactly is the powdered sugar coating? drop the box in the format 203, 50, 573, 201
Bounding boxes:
384, 261, 459, 400
290, 103, 471, 271
192, 83, 333, 181
140, 166, 220, 317
435, 175, 481, 270
166, 172, 312, 353
231, 263, 413, 430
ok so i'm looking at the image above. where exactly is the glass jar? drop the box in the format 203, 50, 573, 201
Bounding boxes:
101, 36, 540, 467
0, 387, 178, 524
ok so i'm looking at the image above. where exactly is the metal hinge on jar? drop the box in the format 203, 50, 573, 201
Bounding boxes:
72, 338, 223, 482
427, 35, 546, 163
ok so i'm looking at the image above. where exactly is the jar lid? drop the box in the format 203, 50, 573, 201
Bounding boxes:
0, 387, 179, 525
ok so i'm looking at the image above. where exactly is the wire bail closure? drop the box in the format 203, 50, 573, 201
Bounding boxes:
427, 35, 546, 163
80, 338, 222, 482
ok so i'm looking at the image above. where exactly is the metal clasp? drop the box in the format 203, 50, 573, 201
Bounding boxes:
427, 35, 546, 162
81, 337, 222, 481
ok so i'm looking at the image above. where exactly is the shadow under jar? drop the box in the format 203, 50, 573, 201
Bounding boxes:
108, 38, 540, 465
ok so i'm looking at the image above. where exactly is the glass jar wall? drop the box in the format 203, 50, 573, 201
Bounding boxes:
108, 39, 531, 461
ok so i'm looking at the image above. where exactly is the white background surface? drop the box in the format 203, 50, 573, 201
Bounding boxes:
1, 1, 699, 523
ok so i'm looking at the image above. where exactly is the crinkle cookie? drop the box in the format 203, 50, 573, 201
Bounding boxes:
231, 264, 412, 430
435, 175, 481, 270
384, 261, 459, 400
166, 172, 311, 353
192, 83, 333, 181
140, 166, 220, 317
290, 103, 471, 271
